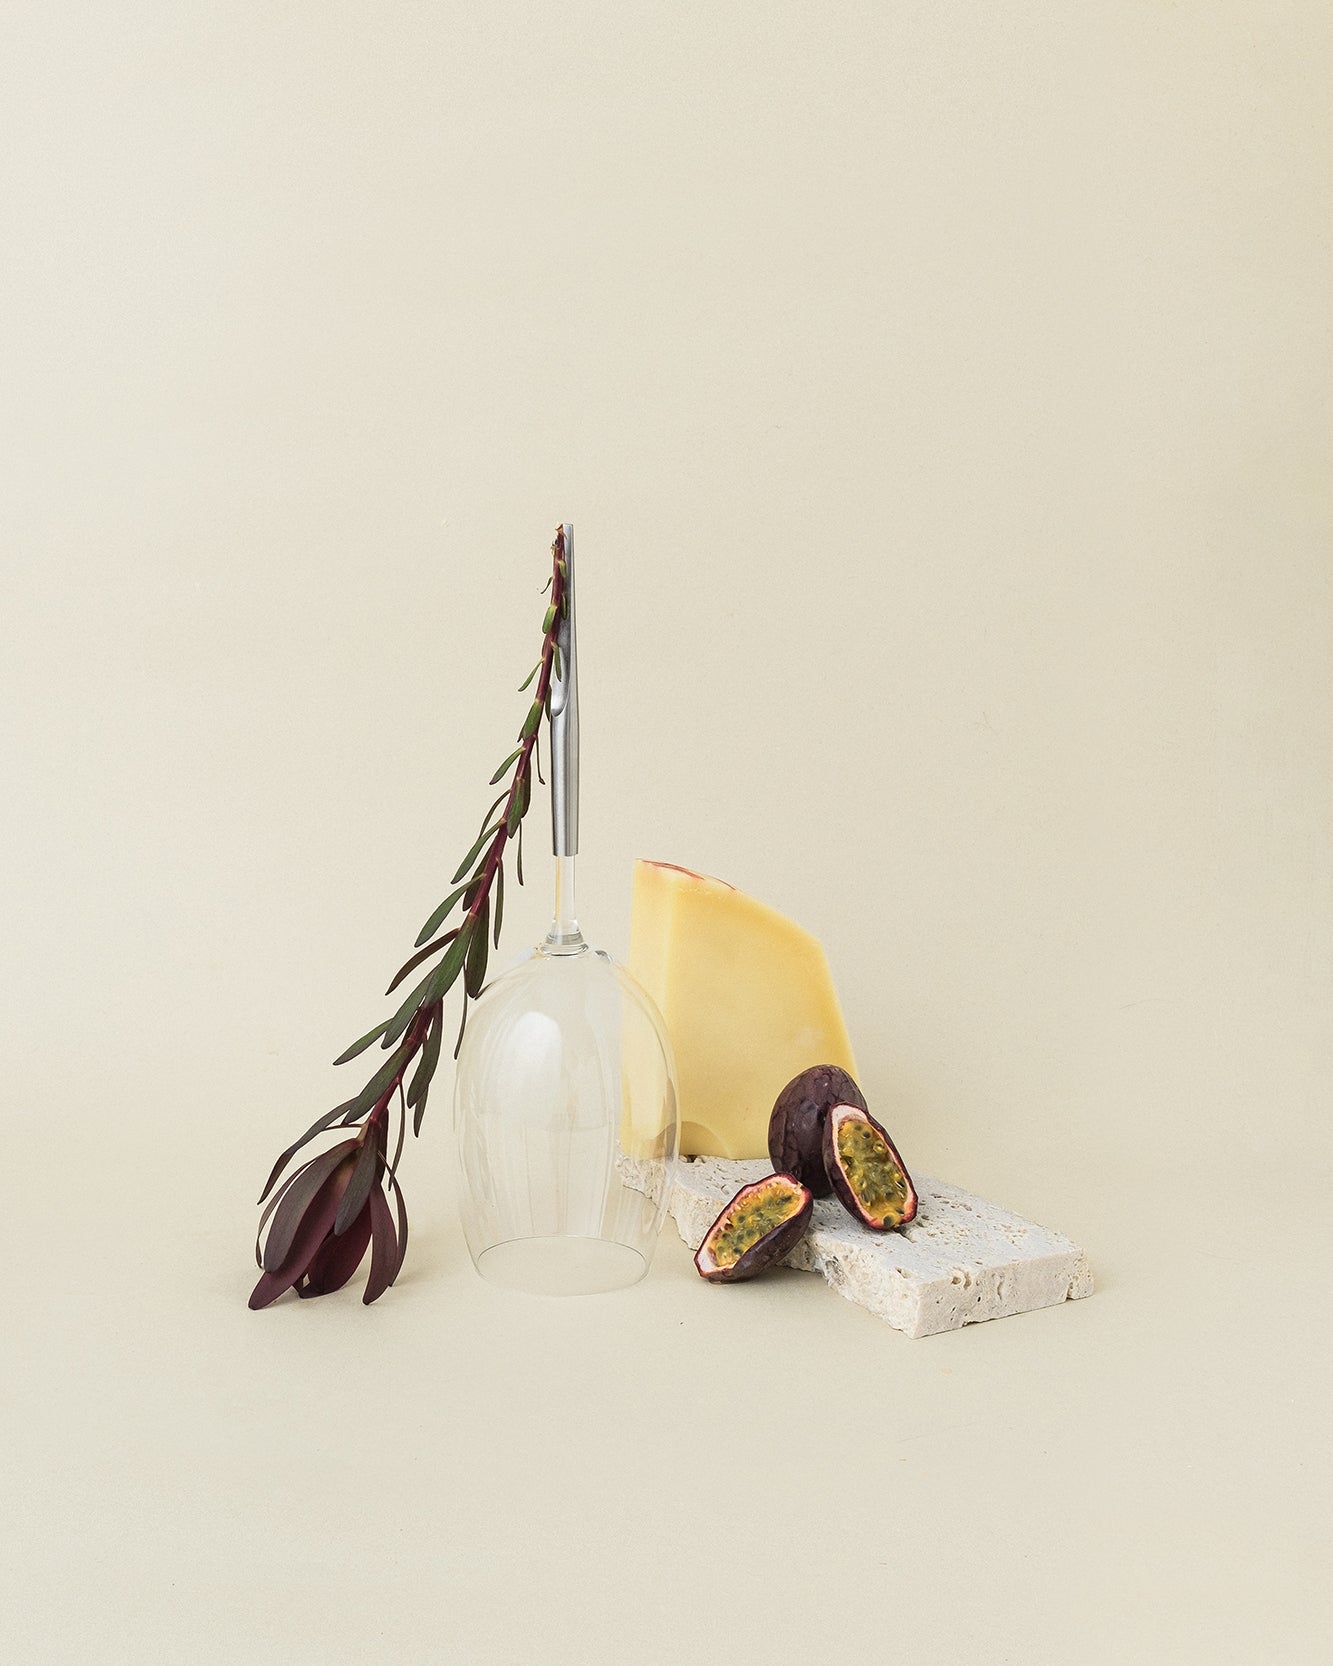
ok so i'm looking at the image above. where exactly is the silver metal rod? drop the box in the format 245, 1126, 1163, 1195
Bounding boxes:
549, 522, 579, 857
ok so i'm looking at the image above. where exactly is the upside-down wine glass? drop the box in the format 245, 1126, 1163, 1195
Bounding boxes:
452, 525, 679, 1295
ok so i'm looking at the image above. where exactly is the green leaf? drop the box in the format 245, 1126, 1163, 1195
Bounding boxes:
479, 791, 507, 836
541, 574, 553, 593
542, 603, 557, 634
416, 882, 471, 947
552, 643, 562, 683
489, 747, 523, 786
381, 970, 433, 1049
506, 771, 530, 837
453, 990, 470, 1060
332, 1020, 390, 1068
516, 817, 524, 886
518, 662, 540, 693
407, 1005, 443, 1118
520, 699, 542, 740
451, 821, 501, 886
411, 1012, 443, 1132
351, 1041, 413, 1120
493, 861, 504, 948
424, 919, 473, 1005
465, 898, 490, 998
386, 927, 460, 997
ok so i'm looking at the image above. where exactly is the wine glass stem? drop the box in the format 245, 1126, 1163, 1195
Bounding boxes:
552, 854, 580, 944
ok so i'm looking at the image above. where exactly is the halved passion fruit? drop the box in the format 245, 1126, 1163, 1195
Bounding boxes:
694, 1172, 813, 1283
767, 1064, 868, 1197
822, 1103, 917, 1231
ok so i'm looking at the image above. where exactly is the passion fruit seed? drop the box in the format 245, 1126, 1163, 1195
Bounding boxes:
835, 1118, 911, 1221
767, 1064, 867, 1197
694, 1173, 813, 1284
823, 1103, 918, 1231
710, 1192, 800, 1268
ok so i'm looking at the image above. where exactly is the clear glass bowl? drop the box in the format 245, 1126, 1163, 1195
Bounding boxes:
453, 933, 679, 1296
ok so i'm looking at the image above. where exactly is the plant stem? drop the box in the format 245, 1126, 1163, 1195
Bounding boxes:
361, 528, 566, 1120
463, 530, 567, 927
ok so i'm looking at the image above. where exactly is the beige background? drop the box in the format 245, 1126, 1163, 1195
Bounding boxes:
3, 2, 1331, 1662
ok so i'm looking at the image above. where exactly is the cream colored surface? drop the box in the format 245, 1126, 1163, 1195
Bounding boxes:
3, 2, 1330, 1662
628, 858, 857, 1156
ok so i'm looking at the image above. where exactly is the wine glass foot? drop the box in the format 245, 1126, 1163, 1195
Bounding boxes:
473, 1236, 649, 1296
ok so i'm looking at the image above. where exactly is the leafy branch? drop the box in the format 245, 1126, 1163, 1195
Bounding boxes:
250, 526, 570, 1307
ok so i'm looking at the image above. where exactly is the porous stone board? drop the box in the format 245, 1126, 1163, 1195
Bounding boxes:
628, 1155, 1092, 1337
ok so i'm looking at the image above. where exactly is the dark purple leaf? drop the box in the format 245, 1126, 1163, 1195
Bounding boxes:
363, 1184, 398, 1305
261, 1141, 355, 1272
388, 1172, 409, 1282
254, 1150, 325, 1266
299, 1203, 372, 1297
250, 1162, 349, 1308
257, 1105, 359, 1204
334, 1130, 381, 1236
249, 1267, 295, 1310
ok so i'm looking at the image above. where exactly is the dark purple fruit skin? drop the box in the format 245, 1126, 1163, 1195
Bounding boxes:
822, 1105, 918, 1232
767, 1065, 868, 1199
694, 1174, 813, 1283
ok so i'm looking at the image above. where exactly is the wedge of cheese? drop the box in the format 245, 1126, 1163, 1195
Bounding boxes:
628, 859, 858, 1159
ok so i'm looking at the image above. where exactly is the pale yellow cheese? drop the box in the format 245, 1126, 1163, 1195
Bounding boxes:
627, 859, 858, 1159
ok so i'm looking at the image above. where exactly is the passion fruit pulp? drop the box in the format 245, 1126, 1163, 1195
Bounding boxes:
822, 1103, 917, 1231
694, 1172, 813, 1283
767, 1064, 867, 1198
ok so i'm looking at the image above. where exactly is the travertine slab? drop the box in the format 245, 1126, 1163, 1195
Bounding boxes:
630, 1155, 1092, 1337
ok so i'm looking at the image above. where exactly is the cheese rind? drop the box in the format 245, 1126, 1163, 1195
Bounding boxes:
628, 860, 858, 1159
